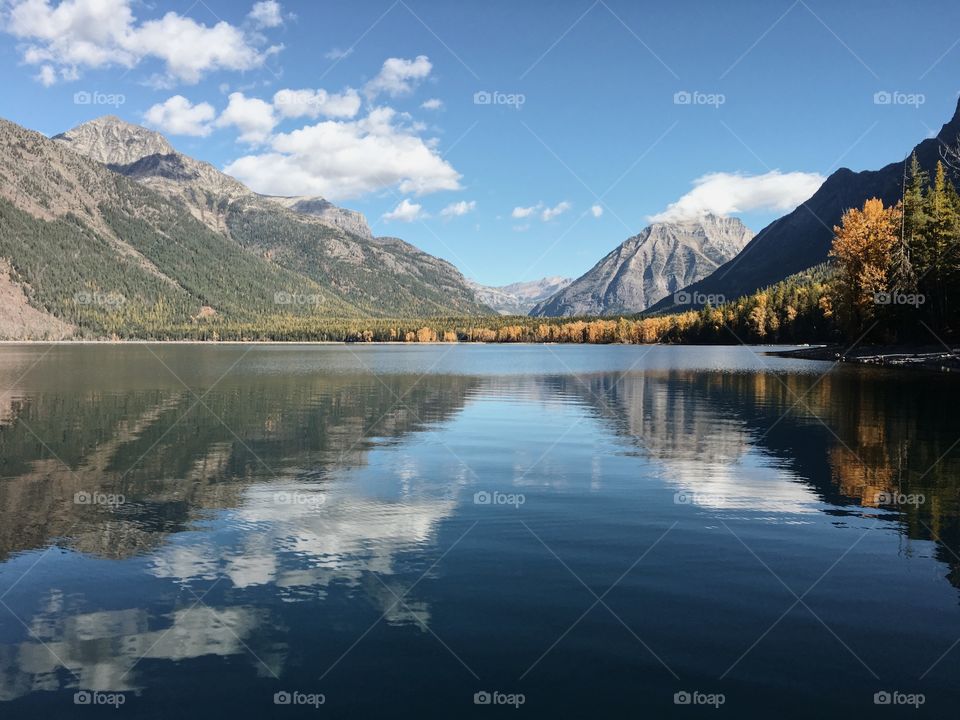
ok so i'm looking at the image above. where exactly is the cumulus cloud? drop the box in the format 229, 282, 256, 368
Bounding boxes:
382, 198, 425, 222
4, 0, 280, 84
273, 88, 361, 119
590, 204, 604, 218
248, 0, 283, 28
649, 171, 826, 223
144, 95, 216, 136
224, 106, 461, 201
541, 201, 571, 221
35, 64, 56, 86
440, 200, 476, 218
421, 98, 443, 111
511, 204, 540, 219
364, 55, 432, 99
215, 91, 277, 144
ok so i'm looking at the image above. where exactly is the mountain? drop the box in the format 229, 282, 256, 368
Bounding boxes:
467, 276, 573, 315
0, 115, 490, 338
650, 99, 960, 314
530, 215, 753, 317
264, 195, 372, 239
49, 115, 490, 319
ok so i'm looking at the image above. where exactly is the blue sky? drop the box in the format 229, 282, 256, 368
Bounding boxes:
1, 0, 959, 286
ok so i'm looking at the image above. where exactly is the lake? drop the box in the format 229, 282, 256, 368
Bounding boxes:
0, 344, 958, 717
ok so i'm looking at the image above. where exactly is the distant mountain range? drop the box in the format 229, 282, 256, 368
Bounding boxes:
649, 98, 960, 314
530, 214, 753, 316
5, 98, 960, 338
0, 115, 492, 338
467, 276, 572, 315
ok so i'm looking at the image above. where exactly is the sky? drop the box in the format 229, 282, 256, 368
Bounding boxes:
0, 0, 958, 287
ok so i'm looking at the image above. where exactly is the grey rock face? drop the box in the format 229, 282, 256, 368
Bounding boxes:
264, 195, 373, 239
52, 115, 175, 165
530, 215, 753, 316
467, 277, 573, 315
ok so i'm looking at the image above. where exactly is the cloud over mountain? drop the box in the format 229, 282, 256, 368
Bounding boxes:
649, 171, 826, 222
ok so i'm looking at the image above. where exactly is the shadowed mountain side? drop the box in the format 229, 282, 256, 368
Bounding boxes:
650, 98, 960, 314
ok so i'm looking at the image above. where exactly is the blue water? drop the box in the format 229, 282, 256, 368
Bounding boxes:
0, 344, 957, 717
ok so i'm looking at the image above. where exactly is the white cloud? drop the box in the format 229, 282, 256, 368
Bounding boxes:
590, 204, 603, 218
224, 106, 461, 201
511, 204, 540, 219
364, 55, 432, 99
649, 171, 826, 222
324, 47, 353, 60
421, 98, 443, 111
35, 64, 56, 86
216, 91, 277, 144
541, 201, 571, 221
382, 198, 425, 222
440, 200, 476, 218
248, 0, 283, 28
273, 88, 361, 119
144, 95, 216, 136
5, 0, 279, 85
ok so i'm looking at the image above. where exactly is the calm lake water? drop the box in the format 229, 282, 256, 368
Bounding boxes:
0, 344, 958, 718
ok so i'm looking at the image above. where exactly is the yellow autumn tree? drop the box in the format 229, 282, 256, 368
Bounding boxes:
828, 197, 902, 335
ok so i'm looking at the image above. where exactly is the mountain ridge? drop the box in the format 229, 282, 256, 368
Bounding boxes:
649, 98, 960, 314
467, 276, 573, 315
49, 115, 490, 318
531, 214, 753, 316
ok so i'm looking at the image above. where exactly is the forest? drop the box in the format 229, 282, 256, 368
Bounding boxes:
9, 155, 957, 346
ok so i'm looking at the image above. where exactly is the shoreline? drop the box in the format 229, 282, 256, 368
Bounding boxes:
768, 344, 960, 372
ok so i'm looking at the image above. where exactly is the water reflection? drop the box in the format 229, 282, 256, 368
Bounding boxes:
0, 346, 958, 711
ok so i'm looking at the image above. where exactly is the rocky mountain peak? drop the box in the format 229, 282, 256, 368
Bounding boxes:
530, 215, 753, 317
52, 115, 175, 166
